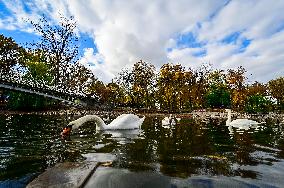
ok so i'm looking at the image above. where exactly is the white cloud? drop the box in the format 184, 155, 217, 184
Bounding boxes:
78, 48, 114, 83
1, 0, 284, 83
198, 0, 284, 41
70, 0, 227, 75
167, 48, 206, 69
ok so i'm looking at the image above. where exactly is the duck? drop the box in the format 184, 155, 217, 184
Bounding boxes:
225, 109, 260, 129
61, 114, 145, 139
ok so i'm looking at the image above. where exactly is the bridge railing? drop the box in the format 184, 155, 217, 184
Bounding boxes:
0, 71, 98, 105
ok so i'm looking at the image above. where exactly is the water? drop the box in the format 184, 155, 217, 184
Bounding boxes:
0, 113, 284, 187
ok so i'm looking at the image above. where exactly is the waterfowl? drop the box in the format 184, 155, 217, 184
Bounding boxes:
226, 109, 260, 129
61, 114, 145, 139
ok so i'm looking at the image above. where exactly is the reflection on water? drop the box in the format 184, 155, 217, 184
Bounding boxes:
226, 121, 265, 138
0, 113, 284, 187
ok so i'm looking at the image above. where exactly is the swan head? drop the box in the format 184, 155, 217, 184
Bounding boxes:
61, 124, 73, 140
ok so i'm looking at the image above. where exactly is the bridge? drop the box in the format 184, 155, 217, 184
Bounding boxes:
0, 79, 96, 107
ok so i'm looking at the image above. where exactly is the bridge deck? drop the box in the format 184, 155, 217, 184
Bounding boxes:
0, 83, 77, 104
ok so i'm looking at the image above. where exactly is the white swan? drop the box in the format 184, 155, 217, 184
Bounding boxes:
226, 109, 260, 129
162, 116, 171, 126
61, 114, 145, 139
162, 115, 182, 125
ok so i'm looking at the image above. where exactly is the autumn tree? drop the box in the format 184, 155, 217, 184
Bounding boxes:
87, 80, 110, 105
247, 81, 268, 97
86, 80, 125, 107
189, 65, 211, 109
268, 77, 284, 111
105, 82, 125, 107
244, 81, 271, 113
156, 63, 187, 111
207, 70, 227, 88
226, 66, 247, 111
30, 15, 79, 88
178, 69, 195, 110
67, 63, 96, 95
132, 60, 156, 108
117, 60, 156, 108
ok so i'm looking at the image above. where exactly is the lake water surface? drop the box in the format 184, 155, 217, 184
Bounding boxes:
0, 113, 284, 187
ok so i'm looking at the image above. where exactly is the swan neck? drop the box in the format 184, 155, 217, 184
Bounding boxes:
70, 115, 106, 131
227, 109, 232, 123
92, 115, 106, 131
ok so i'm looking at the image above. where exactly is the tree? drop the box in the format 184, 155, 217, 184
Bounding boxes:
178, 69, 195, 110
117, 60, 156, 108
156, 63, 190, 111
188, 64, 211, 109
132, 60, 156, 108
87, 80, 108, 104
244, 82, 271, 113
105, 82, 125, 107
206, 88, 230, 108
206, 70, 230, 108
156, 63, 211, 112
245, 94, 271, 114
0, 34, 26, 79
247, 82, 267, 97
67, 63, 96, 95
30, 15, 79, 87
207, 70, 227, 88
157, 63, 179, 111
117, 67, 133, 106
226, 66, 247, 111
268, 77, 284, 111
23, 50, 53, 85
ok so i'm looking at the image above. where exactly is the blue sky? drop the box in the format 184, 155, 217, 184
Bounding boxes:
0, 0, 284, 83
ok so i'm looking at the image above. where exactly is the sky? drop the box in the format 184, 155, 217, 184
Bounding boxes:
0, 0, 284, 83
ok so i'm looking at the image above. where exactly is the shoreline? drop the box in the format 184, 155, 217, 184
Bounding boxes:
1, 108, 283, 120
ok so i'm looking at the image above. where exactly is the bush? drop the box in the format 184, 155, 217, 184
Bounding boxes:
206, 88, 231, 109
245, 94, 272, 114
